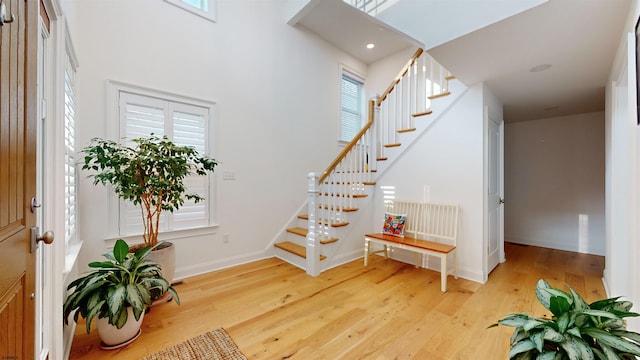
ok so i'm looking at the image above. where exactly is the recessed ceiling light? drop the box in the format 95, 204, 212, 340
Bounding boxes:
530, 64, 552, 72
366, 43, 375, 49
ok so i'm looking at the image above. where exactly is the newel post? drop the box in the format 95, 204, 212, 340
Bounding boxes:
306, 172, 320, 276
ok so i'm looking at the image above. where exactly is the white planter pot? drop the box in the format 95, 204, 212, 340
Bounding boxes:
147, 241, 175, 284
96, 308, 144, 348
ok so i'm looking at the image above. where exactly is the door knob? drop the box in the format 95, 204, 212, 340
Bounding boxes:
0, 2, 15, 26
37, 231, 54, 244
30, 227, 54, 252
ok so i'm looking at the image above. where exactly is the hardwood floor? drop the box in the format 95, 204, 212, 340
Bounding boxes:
68, 243, 606, 359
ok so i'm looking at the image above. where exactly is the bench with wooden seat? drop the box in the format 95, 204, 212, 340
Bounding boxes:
364, 201, 459, 292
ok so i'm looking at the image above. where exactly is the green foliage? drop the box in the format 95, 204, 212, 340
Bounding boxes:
82, 135, 217, 246
63, 239, 180, 333
491, 279, 640, 360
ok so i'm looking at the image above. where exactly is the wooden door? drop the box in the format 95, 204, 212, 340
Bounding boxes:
0, 0, 39, 359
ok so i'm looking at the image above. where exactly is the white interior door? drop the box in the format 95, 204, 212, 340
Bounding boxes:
487, 114, 504, 275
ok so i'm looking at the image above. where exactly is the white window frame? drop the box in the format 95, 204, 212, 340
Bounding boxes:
165, 0, 216, 23
63, 26, 80, 266
339, 66, 366, 143
106, 81, 218, 243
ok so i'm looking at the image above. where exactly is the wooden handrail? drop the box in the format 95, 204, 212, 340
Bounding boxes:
318, 99, 375, 184
376, 48, 424, 106
318, 48, 425, 185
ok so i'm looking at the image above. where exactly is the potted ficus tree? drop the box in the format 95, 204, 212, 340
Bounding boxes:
82, 135, 217, 301
491, 279, 640, 359
63, 239, 180, 349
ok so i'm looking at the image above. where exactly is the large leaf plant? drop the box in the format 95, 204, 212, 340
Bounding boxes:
82, 135, 217, 247
490, 279, 640, 359
63, 239, 180, 333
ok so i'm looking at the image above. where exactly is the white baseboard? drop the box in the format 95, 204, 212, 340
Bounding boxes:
327, 249, 365, 269
506, 237, 605, 256
173, 250, 268, 281
377, 251, 486, 284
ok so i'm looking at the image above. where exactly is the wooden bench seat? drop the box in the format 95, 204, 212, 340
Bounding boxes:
364, 201, 459, 293
364, 233, 456, 254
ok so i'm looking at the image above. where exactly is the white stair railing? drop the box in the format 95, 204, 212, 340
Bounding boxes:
343, 0, 400, 16
376, 49, 452, 161
304, 48, 452, 275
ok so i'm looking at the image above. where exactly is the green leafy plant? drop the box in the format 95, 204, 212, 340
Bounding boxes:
82, 135, 217, 247
490, 279, 640, 359
63, 239, 180, 333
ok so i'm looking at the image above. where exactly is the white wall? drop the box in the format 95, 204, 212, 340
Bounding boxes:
366, 83, 487, 283
366, 47, 415, 100
377, 0, 547, 50
605, 0, 640, 331
60, 0, 367, 278
505, 112, 606, 256
365, 50, 493, 283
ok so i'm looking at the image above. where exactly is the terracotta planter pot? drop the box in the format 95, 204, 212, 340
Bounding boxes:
96, 308, 144, 348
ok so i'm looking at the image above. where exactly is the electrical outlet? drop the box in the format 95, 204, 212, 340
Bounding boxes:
223, 233, 230, 244
223, 171, 236, 180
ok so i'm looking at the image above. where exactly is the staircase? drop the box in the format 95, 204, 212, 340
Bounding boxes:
272, 48, 459, 275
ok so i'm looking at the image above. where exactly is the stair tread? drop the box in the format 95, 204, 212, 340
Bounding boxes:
321, 193, 368, 198
412, 110, 433, 117
384, 143, 401, 148
428, 91, 451, 100
321, 205, 359, 212
324, 181, 376, 185
297, 215, 349, 227
274, 241, 327, 260
284, 228, 339, 245
287, 227, 307, 237
377, 157, 388, 161
397, 128, 416, 133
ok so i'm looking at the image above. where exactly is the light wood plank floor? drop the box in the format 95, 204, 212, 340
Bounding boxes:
69, 243, 605, 359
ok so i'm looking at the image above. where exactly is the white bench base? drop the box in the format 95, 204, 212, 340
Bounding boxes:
364, 233, 457, 293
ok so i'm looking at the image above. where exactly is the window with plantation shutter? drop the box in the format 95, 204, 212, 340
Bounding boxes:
64, 50, 79, 258
340, 69, 365, 142
117, 89, 215, 237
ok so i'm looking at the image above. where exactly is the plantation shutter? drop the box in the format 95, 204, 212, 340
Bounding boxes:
63, 62, 78, 252
118, 92, 211, 236
340, 71, 364, 142
169, 103, 210, 229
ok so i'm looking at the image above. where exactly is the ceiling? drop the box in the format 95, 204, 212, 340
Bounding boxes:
291, 0, 421, 64
291, 0, 632, 123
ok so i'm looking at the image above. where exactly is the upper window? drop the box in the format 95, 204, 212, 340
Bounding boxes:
340, 68, 365, 142
109, 83, 216, 237
165, 0, 216, 23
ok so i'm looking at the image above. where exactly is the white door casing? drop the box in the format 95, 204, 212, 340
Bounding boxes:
486, 108, 504, 278
36, 1, 68, 358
